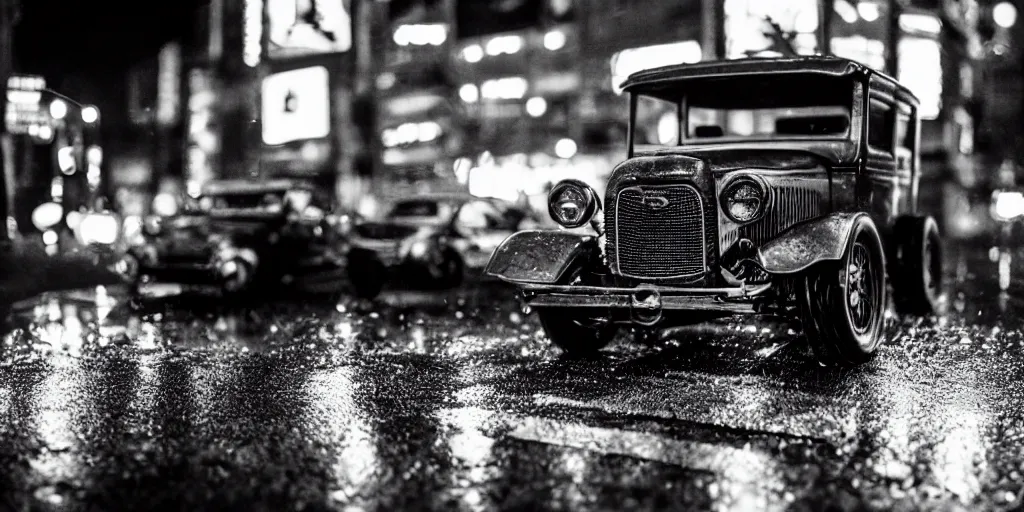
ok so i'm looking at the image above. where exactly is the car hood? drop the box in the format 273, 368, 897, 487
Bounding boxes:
636, 139, 858, 169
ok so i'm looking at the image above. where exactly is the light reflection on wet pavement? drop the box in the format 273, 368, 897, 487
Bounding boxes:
1, 244, 1024, 510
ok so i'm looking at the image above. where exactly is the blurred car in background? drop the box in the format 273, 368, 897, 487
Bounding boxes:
115, 178, 356, 296
345, 193, 541, 299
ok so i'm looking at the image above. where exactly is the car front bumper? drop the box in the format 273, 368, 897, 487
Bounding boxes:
518, 282, 772, 323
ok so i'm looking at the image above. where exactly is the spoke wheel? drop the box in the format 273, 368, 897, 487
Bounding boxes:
799, 215, 887, 366
846, 241, 879, 337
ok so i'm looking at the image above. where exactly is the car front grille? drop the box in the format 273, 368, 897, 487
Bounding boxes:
613, 184, 706, 279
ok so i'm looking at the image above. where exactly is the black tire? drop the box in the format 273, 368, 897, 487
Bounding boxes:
798, 216, 887, 366
347, 250, 386, 300
537, 308, 618, 356
891, 216, 942, 315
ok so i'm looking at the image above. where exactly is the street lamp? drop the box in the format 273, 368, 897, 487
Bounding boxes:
81, 105, 99, 124
48, 98, 68, 120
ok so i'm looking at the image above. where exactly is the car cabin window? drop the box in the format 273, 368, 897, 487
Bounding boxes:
868, 99, 894, 153
457, 200, 503, 231
634, 95, 680, 146
631, 74, 853, 154
895, 109, 915, 170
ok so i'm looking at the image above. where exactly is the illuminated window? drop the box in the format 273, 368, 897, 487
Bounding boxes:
724, 0, 819, 58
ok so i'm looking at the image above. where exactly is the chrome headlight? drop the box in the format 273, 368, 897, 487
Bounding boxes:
547, 179, 601, 229
720, 175, 769, 224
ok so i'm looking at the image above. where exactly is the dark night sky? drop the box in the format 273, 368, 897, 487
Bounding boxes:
12, 0, 209, 128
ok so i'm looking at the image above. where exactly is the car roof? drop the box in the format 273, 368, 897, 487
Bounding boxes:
620, 55, 919, 107
201, 178, 313, 196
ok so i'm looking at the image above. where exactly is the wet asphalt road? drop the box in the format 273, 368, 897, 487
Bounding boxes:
1, 242, 1024, 511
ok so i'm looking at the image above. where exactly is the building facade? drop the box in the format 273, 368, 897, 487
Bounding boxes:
115, 0, 985, 218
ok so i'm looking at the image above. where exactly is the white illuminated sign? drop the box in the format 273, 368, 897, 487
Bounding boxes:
157, 42, 182, 124
610, 41, 702, 94
480, 77, 528, 100
898, 37, 942, 120
261, 66, 331, 145
244, 0, 264, 67
724, 0, 819, 58
7, 75, 45, 92
268, 0, 352, 58
393, 24, 447, 46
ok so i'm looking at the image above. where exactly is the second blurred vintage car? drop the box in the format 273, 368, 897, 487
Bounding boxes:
115, 178, 355, 296
345, 193, 541, 299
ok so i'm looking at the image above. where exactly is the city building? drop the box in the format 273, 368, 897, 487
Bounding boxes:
112, 0, 987, 220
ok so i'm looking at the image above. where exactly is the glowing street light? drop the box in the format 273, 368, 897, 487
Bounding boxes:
49, 99, 67, 120
526, 97, 548, 117
994, 1, 1018, 28
81, 105, 99, 124
554, 138, 577, 159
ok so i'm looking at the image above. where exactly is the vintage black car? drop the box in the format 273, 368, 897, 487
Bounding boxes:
346, 193, 540, 299
116, 178, 352, 295
485, 56, 943, 366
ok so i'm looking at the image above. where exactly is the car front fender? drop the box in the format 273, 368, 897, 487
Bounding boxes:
757, 212, 872, 274
485, 230, 598, 284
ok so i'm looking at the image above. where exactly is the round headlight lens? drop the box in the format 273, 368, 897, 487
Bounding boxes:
721, 177, 768, 224
548, 179, 600, 229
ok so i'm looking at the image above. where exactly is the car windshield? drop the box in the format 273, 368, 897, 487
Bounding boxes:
630, 73, 855, 154
203, 191, 286, 210
387, 199, 457, 223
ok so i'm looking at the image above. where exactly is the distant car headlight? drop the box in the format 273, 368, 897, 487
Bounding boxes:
993, 191, 1024, 222
547, 179, 601, 229
408, 239, 430, 259
77, 213, 119, 246
721, 176, 769, 224
143, 215, 162, 236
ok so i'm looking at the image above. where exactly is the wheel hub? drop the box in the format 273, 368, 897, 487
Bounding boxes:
847, 241, 875, 332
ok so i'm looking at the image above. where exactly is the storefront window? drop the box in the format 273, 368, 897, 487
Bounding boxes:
724, 0, 820, 59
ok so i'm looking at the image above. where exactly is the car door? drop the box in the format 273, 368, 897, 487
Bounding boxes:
454, 200, 517, 270
863, 89, 899, 231
893, 103, 917, 217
